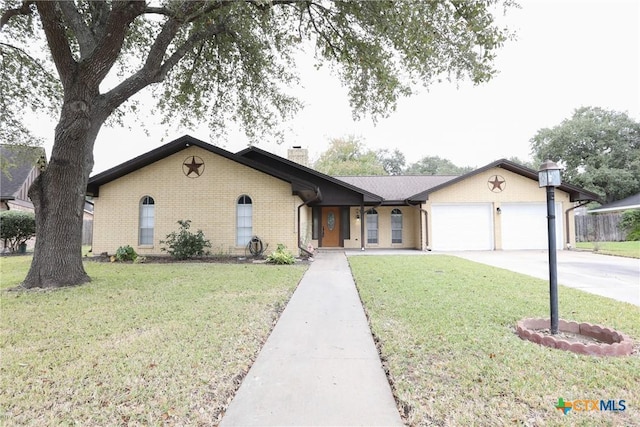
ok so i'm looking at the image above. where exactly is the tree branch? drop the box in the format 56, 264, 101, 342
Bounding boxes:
87, 1, 110, 40
58, 1, 96, 57
82, 1, 146, 87
306, 2, 342, 61
143, 6, 175, 17
35, 1, 76, 88
102, 17, 228, 113
0, 41, 58, 81
0, 0, 34, 31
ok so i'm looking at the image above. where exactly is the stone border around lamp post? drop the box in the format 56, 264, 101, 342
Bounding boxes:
516, 318, 634, 357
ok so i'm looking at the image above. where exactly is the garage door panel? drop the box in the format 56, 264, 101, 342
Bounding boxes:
432, 204, 493, 251
501, 203, 563, 250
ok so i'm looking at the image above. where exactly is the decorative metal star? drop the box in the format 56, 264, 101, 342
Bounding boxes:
488, 175, 505, 192
183, 156, 204, 177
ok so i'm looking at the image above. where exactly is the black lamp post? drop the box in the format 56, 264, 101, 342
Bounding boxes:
538, 160, 562, 334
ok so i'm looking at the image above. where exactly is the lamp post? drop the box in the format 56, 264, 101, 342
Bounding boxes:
538, 160, 562, 334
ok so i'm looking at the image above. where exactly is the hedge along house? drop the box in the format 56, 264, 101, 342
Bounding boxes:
87, 135, 601, 256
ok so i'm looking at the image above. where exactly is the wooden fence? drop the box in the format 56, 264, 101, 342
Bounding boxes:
82, 219, 93, 245
575, 213, 624, 242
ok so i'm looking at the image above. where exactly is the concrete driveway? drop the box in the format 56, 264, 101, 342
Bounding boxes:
346, 249, 639, 306
447, 250, 640, 306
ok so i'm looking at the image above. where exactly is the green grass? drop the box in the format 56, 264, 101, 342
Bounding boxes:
576, 241, 640, 258
0, 256, 307, 426
350, 255, 640, 427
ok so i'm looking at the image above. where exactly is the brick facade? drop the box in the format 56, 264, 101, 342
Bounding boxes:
92, 147, 302, 256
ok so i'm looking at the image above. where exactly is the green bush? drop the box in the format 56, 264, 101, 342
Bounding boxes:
0, 211, 36, 252
619, 210, 640, 241
160, 220, 212, 260
265, 243, 296, 265
115, 245, 137, 262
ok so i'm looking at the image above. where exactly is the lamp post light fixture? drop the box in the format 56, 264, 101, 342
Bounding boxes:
538, 160, 562, 334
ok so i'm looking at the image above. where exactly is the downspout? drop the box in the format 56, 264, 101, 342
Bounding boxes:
565, 201, 591, 248
297, 188, 321, 257
359, 203, 365, 251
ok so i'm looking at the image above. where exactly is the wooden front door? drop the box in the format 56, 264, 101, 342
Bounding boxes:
321, 207, 341, 247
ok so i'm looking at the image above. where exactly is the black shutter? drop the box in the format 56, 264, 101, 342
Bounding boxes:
312, 206, 321, 240
341, 207, 350, 240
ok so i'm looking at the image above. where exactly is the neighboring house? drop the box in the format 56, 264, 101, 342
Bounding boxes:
86, 135, 601, 256
1, 145, 46, 212
587, 192, 640, 214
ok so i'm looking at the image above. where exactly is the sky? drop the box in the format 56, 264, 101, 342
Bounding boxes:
33, 0, 640, 175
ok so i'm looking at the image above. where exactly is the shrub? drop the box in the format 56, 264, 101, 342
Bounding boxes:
619, 210, 640, 241
0, 211, 36, 252
115, 245, 137, 262
265, 243, 296, 265
160, 220, 212, 260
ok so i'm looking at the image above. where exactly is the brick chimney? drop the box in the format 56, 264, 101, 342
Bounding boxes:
287, 146, 309, 167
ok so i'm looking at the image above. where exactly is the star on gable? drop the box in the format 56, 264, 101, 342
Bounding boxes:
488, 175, 505, 192
183, 156, 205, 177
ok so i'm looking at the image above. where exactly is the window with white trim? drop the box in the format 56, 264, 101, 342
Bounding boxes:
391, 208, 403, 243
366, 208, 378, 244
237, 195, 253, 245
139, 196, 155, 245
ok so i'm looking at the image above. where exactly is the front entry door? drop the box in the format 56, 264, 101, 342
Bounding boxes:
321, 207, 340, 247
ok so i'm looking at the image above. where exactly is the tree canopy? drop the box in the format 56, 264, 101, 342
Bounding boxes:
404, 155, 473, 175
0, 0, 513, 287
313, 136, 387, 176
530, 106, 640, 203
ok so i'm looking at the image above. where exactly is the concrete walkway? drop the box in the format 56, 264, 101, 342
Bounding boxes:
220, 252, 403, 426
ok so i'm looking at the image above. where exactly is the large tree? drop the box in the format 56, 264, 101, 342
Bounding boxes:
1, 0, 512, 288
530, 106, 640, 203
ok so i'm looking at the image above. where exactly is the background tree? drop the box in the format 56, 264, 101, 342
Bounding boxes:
0, 211, 36, 252
530, 107, 640, 203
1, 0, 512, 287
376, 148, 406, 176
313, 136, 386, 176
405, 155, 474, 175
507, 156, 536, 170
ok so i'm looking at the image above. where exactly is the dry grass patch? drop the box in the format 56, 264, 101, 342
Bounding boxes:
0, 256, 306, 426
350, 255, 640, 427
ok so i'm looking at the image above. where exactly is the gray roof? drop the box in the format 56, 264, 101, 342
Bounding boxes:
589, 192, 640, 213
334, 175, 458, 201
1, 145, 45, 199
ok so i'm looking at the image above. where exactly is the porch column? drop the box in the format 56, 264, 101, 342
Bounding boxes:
360, 204, 365, 251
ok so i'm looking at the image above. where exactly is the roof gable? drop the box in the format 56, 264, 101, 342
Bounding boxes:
87, 135, 318, 199
407, 159, 603, 203
237, 146, 384, 203
1, 145, 46, 200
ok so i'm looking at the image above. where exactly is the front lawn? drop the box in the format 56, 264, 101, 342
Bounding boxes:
576, 241, 640, 258
0, 256, 306, 426
350, 255, 640, 427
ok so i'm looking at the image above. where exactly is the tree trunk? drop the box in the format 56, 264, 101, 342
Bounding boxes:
22, 94, 103, 288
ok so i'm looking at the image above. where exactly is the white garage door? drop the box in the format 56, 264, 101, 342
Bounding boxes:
431, 204, 493, 250
501, 203, 564, 250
